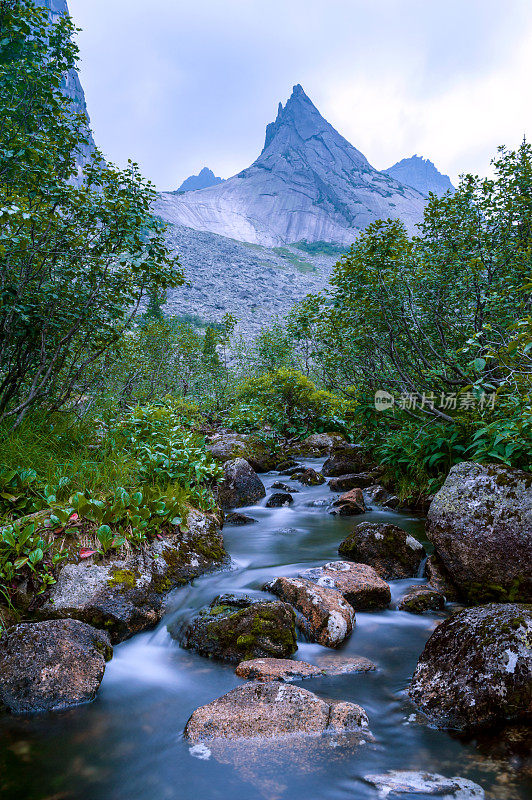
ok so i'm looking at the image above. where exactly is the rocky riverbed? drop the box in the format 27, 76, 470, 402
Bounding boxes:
0, 444, 530, 800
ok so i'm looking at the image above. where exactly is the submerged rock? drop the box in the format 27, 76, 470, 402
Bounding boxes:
313, 653, 377, 675
184, 680, 370, 741
426, 461, 532, 602
266, 492, 294, 508
398, 586, 445, 613
299, 561, 391, 610
235, 658, 323, 682
173, 594, 297, 663
40, 510, 226, 643
216, 458, 266, 509
364, 771, 485, 798
0, 619, 112, 714
338, 522, 426, 579
206, 432, 278, 472
266, 575, 354, 648
409, 603, 532, 731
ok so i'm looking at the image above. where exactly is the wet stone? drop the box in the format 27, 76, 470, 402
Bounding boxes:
399, 586, 445, 613
338, 522, 426, 579
299, 561, 391, 610
271, 481, 299, 492
364, 771, 485, 798
266, 492, 294, 508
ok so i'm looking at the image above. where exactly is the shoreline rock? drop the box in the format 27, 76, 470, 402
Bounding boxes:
0, 619, 112, 714
338, 522, 426, 579
409, 603, 532, 731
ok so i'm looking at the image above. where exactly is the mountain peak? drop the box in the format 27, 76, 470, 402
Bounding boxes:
384, 155, 454, 197
262, 84, 345, 155
178, 167, 224, 192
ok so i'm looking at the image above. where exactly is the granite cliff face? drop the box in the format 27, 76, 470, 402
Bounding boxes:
178, 167, 224, 192
384, 155, 454, 197
157, 85, 426, 246
36, 0, 95, 168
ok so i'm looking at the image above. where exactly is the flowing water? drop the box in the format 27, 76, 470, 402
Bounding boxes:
0, 459, 529, 800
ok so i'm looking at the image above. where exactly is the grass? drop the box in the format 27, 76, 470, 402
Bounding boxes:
272, 247, 317, 273
292, 240, 349, 257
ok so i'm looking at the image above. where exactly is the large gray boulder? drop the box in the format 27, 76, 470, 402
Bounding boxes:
172, 594, 297, 663
40, 510, 226, 643
206, 432, 278, 472
426, 462, 532, 602
338, 522, 426, 579
0, 619, 112, 714
216, 458, 266, 509
266, 576, 354, 648
409, 603, 532, 731
184, 681, 370, 741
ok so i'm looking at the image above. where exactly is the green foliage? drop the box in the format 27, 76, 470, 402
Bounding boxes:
229, 368, 354, 439
0, 0, 185, 427
0, 518, 63, 601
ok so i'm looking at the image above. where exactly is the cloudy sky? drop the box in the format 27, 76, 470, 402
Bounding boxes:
70, 0, 532, 191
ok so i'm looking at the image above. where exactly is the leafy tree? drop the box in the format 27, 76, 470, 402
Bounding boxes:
0, 0, 184, 426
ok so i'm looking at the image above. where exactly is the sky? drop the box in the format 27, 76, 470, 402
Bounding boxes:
69, 0, 532, 191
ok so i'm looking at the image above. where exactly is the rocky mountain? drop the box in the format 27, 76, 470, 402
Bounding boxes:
156, 85, 427, 246
178, 167, 224, 192
384, 155, 454, 197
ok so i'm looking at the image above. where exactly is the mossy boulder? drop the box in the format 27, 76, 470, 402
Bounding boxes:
216, 458, 266, 509
398, 586, 445, 613
338, 522, 425, 579
295, 468, 325, 486
206, 432, 279, 472
39, 509, 227, 643
172, 594, 297, 663
426, 462, 532, 602
322, 447, 375, 477
0, 619, 112, 714
289, 433, 348, 457
409, 603, 532, 731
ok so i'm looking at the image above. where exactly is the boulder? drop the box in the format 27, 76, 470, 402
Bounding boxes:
365, 484, 393, 504
290, 433, 347, 457
235, 658, 323, 682
271, 481, 299, 492
40, 510, 226, 643
224, 512, 257, 526
266, 576, 354, 648
322, 447, 374, 477
331, 488, 366, 515
382, 494, 401, 509
216, 458, 266, 509
424, 554, 460, 601
295, 468, 325, 486
398, 586, 445, 613
338, 522, 426, 579
266, 492, 293, 508
328, 473, 375, 491
364, 771, 485, 799
299, 561, 391, 610
274, 459, 298, 472
184, 680, 369, 741
172, 594, 297, 663
409, 603, 532, 731
426, 462, 532, 602
206, 432, 278, 472
0, 619, 112, 714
